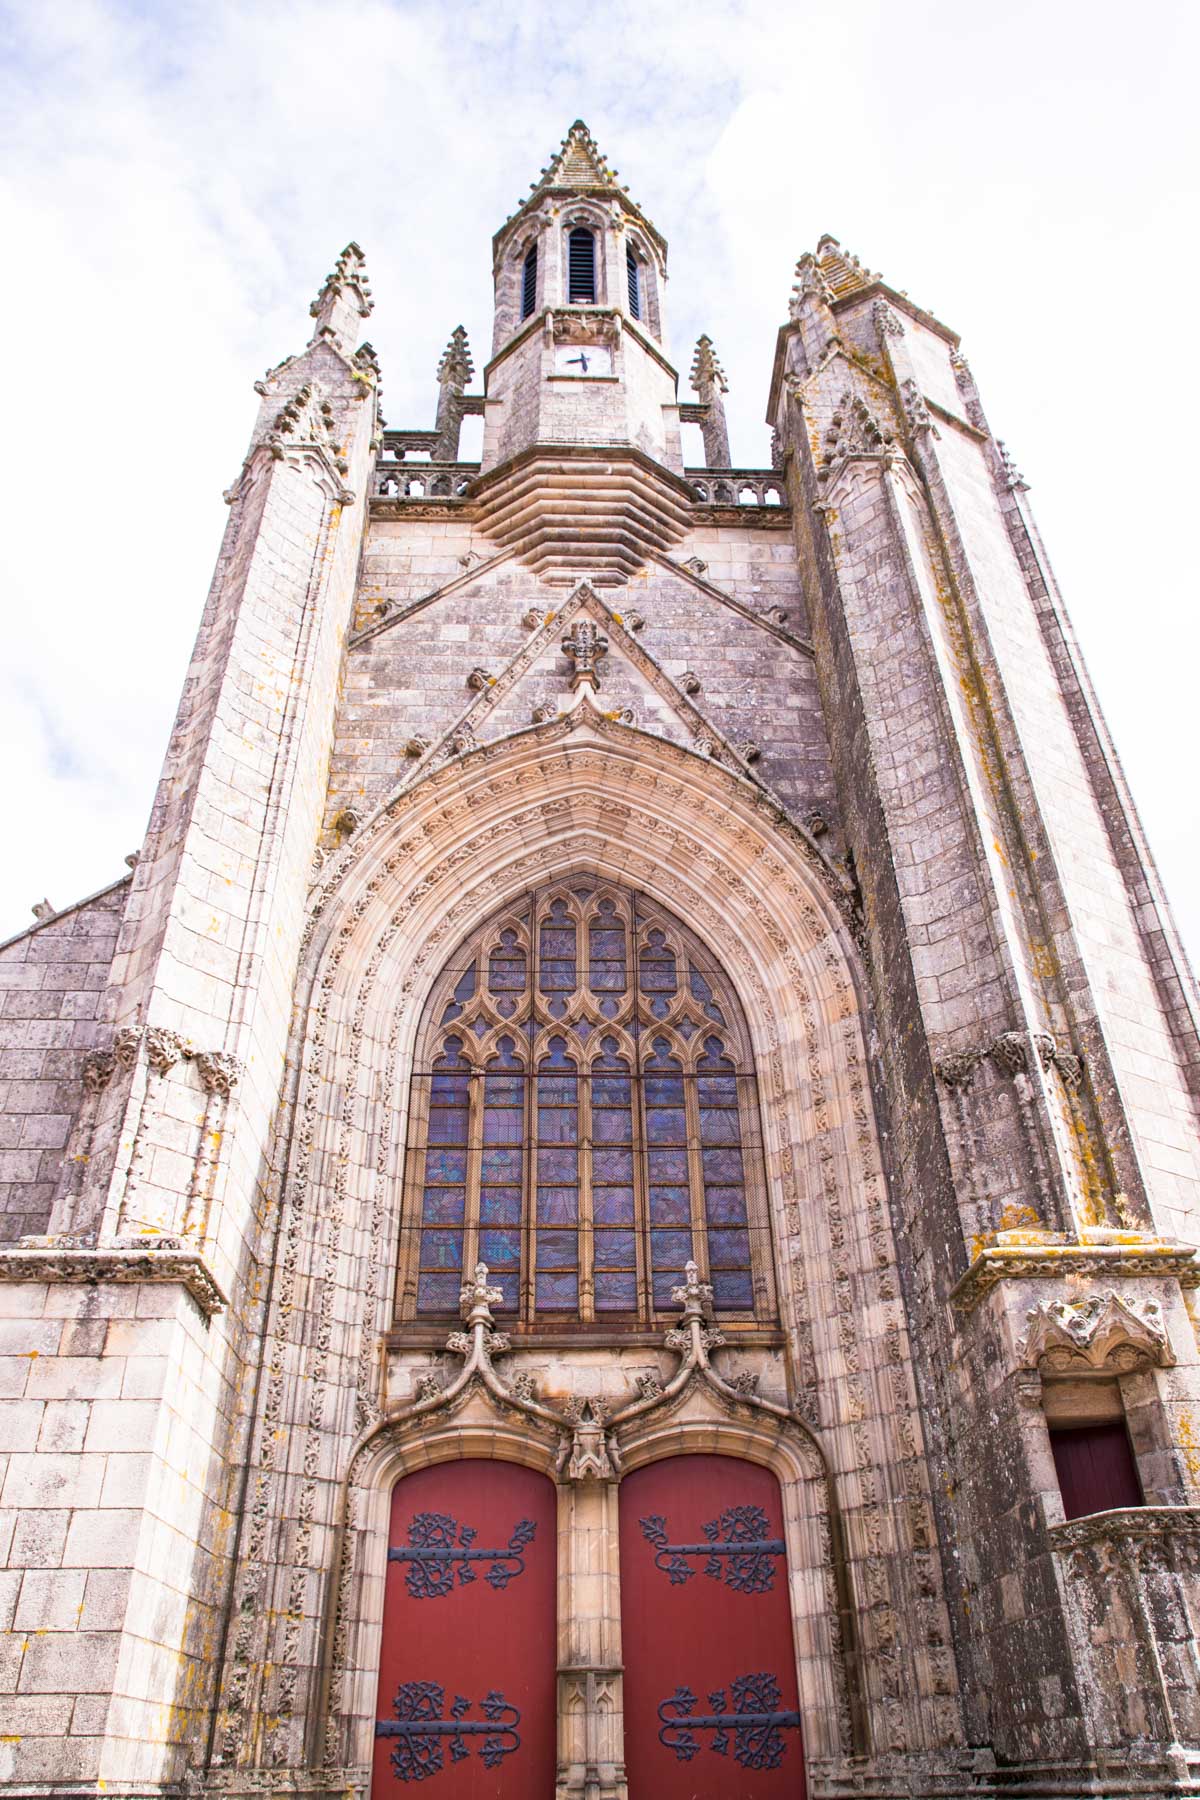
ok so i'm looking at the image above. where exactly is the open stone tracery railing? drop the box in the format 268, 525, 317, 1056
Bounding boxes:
1050, 1507, 1200, 1749
373, 461, 480, 500
685, 468, 786, 508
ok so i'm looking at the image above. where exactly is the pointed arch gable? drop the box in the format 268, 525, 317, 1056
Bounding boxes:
229, 716, 943, 1774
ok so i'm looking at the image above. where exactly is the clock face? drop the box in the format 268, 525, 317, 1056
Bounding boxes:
554, 345, 612, 377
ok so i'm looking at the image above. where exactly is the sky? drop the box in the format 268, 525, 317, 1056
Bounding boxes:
1, 0, 1198, 970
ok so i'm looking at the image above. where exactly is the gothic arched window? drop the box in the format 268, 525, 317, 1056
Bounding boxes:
399, 882, 775, 1329
567, 227, 596, 303
521, 243, 538, 320
626, 244, 641, 321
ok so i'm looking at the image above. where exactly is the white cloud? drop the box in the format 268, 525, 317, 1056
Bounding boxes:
1, 0, 1197, 976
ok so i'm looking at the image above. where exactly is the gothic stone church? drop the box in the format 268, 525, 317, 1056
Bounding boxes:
2, 121, 1200, 1800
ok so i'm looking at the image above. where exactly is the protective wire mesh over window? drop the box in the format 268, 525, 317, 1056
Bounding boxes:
400, 881, 774, 1327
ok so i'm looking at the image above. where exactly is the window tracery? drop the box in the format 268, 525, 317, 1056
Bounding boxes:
399, 881, 774, 1329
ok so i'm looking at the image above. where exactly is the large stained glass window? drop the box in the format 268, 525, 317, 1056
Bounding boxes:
399, 881, 774, 1327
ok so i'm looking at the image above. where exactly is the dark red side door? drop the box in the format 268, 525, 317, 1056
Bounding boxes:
372, 1460, 557, 1798
620, 1455, 807, 1799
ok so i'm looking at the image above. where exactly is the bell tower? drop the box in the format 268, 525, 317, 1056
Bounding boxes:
472, 121, 695, 582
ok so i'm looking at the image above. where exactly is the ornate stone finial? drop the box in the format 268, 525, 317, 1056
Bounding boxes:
308, 241, 373, 351
820, 389, 893, 478
436, 325, 474, 392
460, 1261, 504, 1327
789, 251, 835, 318
671, 1259, 714, 1323
561, 621, 609, 691
434, 326, 475, 460
559, 1396, 621, 1483
690, 336, 732, 468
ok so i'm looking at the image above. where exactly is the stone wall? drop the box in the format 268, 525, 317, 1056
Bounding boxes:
0, 880, 128, 1243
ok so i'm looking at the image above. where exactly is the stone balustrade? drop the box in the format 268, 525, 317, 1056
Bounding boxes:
685, 468, 787, 507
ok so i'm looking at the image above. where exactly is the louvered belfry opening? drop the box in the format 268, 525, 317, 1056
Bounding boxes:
626, 245, 641, 320
521, 244, 537, 320
567, 228, 596, 303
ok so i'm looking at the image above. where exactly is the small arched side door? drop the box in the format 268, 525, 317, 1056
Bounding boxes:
372, 1460, 557, 1797
620, 1454, 808, 1799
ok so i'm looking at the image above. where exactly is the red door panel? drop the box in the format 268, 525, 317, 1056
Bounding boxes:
620, 1455, 807, 1799
372, 1460, 557, 1798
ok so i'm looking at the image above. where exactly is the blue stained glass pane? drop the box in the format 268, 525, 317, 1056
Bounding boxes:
430, 1073, 469, 1104
648, 1148, 689, 1184
421, 1187, 465, 1225
541, 962, 575, 993
539, 904, 578, 996
592, 1148, 634, 1183
593, 1186, 636, 1224
537, 1185, 578, 1225
483, 1110, 523, 1146
479, 1228, 521, 1266
421, 1230, 464, 1268
688, 967, 725, 1023
650, 1228, 694, 1269
594, 1229, 636, 1266
537, 1147, 578, 1184
537, 1230, 577, 1268
648, 1185, 691, 1224
478, 1180, 521, 1224
652, 1269, 683, 1307
542, 928, 576, 955
484, 1075, 524, 1105
596, 1270, 637, 1310
536, 1271, 578, 1309
712, 1270, 754, 1310
638, 930, 677, 994
538, 1107, 578, 1143
645, 1074, 685, 1106
489, 931, 527, 993
593, 1109, 631, 1144
698, 1076, 738, 1106
480, 1147, 522, 1183
698, 1106, 741, 1145
707, 1230, 751, 1268
492, 1270, 519, 1312
702, 1147, 744, 1185
479, 1186, 521, 1225
589, 924, 627, 993
425, 1148, 468, 1185
538, 1075, 577, 1105
427, 1107, 469, 1145
417, 1271, 462, 1311
705, 1185, 748, 1226
646, 1107, 686, 1143
592, 1076, 631, 1107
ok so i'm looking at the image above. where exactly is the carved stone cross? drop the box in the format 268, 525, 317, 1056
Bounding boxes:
561, 621, 609, 690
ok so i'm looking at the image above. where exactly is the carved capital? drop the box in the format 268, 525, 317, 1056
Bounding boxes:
113, 1026, 143, 1069
81, 1049, 117, 1094
195, 1052, 242, 1099
145, 1027, 186, 1074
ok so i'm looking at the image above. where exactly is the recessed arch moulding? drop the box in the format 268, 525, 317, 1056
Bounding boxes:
223, 714, 963, 1780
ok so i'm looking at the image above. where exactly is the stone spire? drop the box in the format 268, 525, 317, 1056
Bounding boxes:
308, 241, 373, 354
690, 335, 731, 467
434, 325, 475, 461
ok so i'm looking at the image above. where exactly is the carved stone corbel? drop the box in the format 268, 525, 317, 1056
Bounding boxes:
1018, 1292, 1174, 1374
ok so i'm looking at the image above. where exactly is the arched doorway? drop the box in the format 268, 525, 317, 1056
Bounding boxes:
372, 1460, 557, 1796
619, 1455, 807, 1797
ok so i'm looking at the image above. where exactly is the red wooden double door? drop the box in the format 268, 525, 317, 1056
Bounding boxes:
372, 1455, 806, 1798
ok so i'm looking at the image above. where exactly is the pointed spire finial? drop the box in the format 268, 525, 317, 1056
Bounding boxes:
434, 325, 475, 460
437, 324, 475, 391
690, 335, 731, 468
309, 241, 373, 352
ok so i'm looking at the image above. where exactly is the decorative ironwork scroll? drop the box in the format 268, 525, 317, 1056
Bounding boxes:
639, 1503, 785, 1593
388, 1511, 537, 1600
375, 1682, 521, 1782
657, 1670, 801, 1770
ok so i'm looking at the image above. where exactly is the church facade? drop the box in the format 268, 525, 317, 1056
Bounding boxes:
2, 121, 1200, 1798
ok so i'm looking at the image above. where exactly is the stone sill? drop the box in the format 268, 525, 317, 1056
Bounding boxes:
0, 1245, 228, 1318
950, 1240, 1200, 1314
1050, 1504, 1200, 1554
